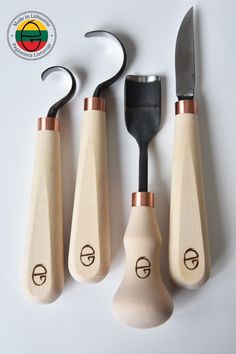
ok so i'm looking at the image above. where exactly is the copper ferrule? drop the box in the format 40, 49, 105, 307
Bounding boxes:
132, 192, 154, 207
175, 100, 197, 115
38, 117, 60, 131
84, 97, 105, 111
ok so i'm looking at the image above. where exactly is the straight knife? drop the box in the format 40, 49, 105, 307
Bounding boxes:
169, 7, 210, 288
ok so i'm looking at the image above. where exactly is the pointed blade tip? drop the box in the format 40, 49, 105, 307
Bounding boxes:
175, 7, 195, 99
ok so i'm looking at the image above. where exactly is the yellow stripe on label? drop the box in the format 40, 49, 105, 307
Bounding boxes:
17, 19, 47, 31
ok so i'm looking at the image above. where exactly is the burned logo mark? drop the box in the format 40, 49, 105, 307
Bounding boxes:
184, 248, 199, 270
135, 257, 151, 279
80, 245, 95, 266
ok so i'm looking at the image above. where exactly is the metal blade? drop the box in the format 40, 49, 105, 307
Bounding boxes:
175, 7, 195, 100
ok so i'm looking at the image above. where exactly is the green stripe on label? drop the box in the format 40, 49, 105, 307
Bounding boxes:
15, 30, 48, 42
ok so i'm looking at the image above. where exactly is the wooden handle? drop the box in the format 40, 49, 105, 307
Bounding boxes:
68, 109, 110, 282
112, 206, 173, 328
169, 113, 210, 288
24, 130, 64, 303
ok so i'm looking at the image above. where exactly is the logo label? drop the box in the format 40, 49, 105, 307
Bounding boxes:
184, 248, 199, 270
7, 11, 56, 60
80, 245, 95, 266
135, 257, 151, 279
32, 264, 47, 286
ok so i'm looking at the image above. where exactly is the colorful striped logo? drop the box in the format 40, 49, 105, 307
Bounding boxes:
7, 11, 56, 60
15, 19, 48, 52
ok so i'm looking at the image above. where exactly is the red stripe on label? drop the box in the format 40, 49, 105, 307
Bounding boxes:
16, 41, 47, 52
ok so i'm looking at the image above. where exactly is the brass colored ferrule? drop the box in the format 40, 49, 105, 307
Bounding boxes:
38, 117, 60, 131
132, 192, 154, 207
84, 97, 105, 111
175, 100, 197, 115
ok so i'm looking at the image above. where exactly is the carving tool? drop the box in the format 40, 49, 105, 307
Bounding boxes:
112, 75, 173, 328
169, 7, 210, 288
68, 31, 127, 282
24, 66, 76, 303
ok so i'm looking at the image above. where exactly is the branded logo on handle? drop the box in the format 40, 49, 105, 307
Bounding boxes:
32, 264, 47, 286
135, 257, 151, 279
80, 245, 95, 266
7, 11, 56, 60
184, 248, 199, 270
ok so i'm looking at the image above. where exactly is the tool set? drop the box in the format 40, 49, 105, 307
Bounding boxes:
24, 7, 210, 328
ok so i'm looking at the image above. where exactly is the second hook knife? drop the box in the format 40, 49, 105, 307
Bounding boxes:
68, 31, 127, 282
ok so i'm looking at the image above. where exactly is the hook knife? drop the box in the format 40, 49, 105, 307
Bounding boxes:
69, 31, 127, 282
24, 66, 76, 303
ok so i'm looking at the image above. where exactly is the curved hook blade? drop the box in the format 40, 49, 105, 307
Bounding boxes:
41, 66, 76, 118
85, 30, 127, 97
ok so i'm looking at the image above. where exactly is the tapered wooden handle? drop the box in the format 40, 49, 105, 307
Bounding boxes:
69, 109, 110, 282
169, 113, 210, 288
113, 206, 173, 328
24, 129, 64, 303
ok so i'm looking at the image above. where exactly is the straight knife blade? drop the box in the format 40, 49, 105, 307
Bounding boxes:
175, 7, 195, 100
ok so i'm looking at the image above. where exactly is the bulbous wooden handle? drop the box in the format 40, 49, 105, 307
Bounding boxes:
169, 113, 210, 288
68, 110, 110, 282
112, 206, 173, 328
24, 130, 64, 303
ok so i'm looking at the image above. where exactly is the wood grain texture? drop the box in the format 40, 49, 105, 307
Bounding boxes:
169, 113, 210, 289
68, 110, 110, 282
24, 130, 64, 303
112, 206, 173, 328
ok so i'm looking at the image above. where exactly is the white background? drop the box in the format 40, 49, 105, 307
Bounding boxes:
0, 1, 236, 353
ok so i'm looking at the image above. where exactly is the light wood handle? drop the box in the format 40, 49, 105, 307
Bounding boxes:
24, 130, 64, 303
169, 114, 210, 288
112, 206, 173, 328
68, 109, 110, 282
